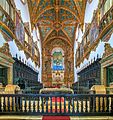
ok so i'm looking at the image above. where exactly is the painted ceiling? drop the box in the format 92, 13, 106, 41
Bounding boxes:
28, 0, 87, 46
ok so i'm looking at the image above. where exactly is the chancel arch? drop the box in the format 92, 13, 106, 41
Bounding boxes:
42, 38, 74, 87
27, 0, 87, 88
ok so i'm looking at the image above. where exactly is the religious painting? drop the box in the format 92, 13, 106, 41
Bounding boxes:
15, 11, 25, 43
89, 13, 99, 44
52, 51, 64, 71
51, 48, 64, 85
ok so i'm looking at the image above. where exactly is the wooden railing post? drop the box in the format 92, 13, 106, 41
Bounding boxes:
94, 96, 96, 112
76, 98, 79, 113
0, 97, 1, 112
72, 97, 75, 114
90, 96, 93, 112
60, 96, 61, 113
68, 96, 70, 113
46, 96, 48, 113
64, 96, 66, 113
50, 96, 52, 113
55, 96, 57, 113
3, 97, 6, 111
37, 96, 40, 113
0, 94, 113, 116
8, 96, 10, 112
106, 96, 109, 112
85, 97, 88, 112
12, 96, 14, 111
111, 97, 113, 113
41, 96, 44, 113
29, 96, 31, 112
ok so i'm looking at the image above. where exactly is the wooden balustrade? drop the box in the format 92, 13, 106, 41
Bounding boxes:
0, 94, 113, 116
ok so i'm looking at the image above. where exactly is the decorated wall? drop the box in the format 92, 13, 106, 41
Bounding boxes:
27, 0, 87, 86
0, 0, 41, 84
75, 0, 113, 83
51, 47, 64, 85
14, 0, 42, 82
42, 38, 74, 88
74, 0, 99, 82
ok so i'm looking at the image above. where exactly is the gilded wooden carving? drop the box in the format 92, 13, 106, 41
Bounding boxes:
103, 43, 113, 58
0, 43, 12, 57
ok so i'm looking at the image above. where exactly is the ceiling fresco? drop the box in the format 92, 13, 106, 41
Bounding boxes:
28, 0, 87, 45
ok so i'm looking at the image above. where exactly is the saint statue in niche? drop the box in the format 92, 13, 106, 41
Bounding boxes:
45, 60, 51, 72
68, 61, 71, 71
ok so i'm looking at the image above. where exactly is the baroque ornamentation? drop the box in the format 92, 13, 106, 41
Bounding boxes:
28, 0, 87, 43
103, 43, 113, 58
0, 43, 12, 57
27, 0, 87, 87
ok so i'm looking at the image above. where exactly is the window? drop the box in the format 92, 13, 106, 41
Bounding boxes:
10, 7, 14, 20
21, 0, 26, 4
0, 0, 6, 9
25, 32, 28, 43
5, 1, 9, 15
104, 0, 113, 14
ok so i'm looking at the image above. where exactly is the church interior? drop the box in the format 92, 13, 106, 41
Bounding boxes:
0, 0, 113, 119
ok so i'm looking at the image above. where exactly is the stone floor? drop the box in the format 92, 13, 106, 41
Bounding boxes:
0, 116, 113, 120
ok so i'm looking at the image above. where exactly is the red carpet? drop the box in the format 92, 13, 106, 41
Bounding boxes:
42, 97, 70, 120
48, 97, 67, 113
42, 116, 70, 120
52, 97, 64, 102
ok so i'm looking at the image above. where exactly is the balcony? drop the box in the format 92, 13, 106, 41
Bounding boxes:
24, 41, 32, 58
99, 6, 113, 39
0, 5, 15, 34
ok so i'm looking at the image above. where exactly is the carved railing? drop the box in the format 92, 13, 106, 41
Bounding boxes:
99, 6, 113, 33
0, 6, 15, 34
76, 6, 113, 67
0, 94, 113, 116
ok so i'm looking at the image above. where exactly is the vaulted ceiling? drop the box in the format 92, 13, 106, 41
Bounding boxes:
27, 0, 87, 46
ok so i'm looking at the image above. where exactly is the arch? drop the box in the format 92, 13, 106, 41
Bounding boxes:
43, 29, 72, 45
43, 29, 55, 42
37, 19, 53, 25
51, 47, 64, 56
61, 29, 73, 43
35, 6, 80, 24
43, 36, 72, 47
62, 20, 78, 25
59, 6, 80, 22
35, 6, 54, 23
